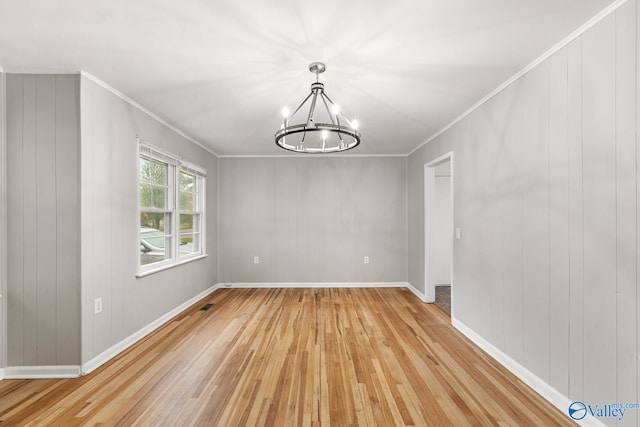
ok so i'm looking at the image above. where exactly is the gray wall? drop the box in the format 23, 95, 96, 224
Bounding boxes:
6, 74, 81, 366
408, 1, 638, 422
80, 75, 219, 364
0, 71, 6, 371
219, 157, 407, 283
433, 175, 451, 285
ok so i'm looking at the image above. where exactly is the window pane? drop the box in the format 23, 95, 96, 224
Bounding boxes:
180, 171, 194, 191
191, 233, 201, 252
139, 158, 149, 179
140, 213, 172, 266
180, 191, 195, 211
152, 187, 167, 209
140, 157, 166, 185
180, 213, 193, 232
179, 213, 199, 257
179, 234, 197, 256
140, 183, 152, 208
180, 171, 195, 210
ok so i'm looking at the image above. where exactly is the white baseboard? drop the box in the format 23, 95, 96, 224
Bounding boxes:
227, 282, 408, 288
406, 282, 428, 302
451, 318, 605, 427
82, 283, 220, 375
4, 365, 81, 379
0, 368, 5, 380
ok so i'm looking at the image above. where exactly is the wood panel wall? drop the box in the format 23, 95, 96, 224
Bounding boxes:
407, 1, 639, 422
79, 76, 219, 364
219, 157, 407, 284
6, 74, 81, 366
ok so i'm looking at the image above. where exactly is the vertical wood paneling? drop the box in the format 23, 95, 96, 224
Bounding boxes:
218, 157, 407, 284
500, 81, 524, 364
6, 75, 24, 365
6, 74, 81, 367
548, 49, 570, 396
485, 93, 510, 351
521, 63, 550, 382
79, 76, 218, 364
21, 76, 37, 367
91, 82, 112, 354
614, 1, 638, 416
451, 116, 478, 326
582, 15, 617, 405
109, 94, 134, 344
566, 37, 584, 401
407, 0, 640, 417
35, 75, 57, 365
477, 97, 501, 343
55, 75, 80, 365
80, 75, 94, 363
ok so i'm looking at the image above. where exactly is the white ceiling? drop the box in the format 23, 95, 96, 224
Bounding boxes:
0, 0, 616, 156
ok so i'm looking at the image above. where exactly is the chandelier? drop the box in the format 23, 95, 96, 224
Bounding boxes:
275, 62, 361, 153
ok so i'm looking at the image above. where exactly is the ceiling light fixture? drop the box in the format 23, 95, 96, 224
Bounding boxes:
275, 62, 361, 153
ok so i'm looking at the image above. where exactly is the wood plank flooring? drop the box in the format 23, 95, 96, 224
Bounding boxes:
0, 288, 574, 426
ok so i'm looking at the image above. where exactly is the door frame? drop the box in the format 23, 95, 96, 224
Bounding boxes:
424, 152, 454, 309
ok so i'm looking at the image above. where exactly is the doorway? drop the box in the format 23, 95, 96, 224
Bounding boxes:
424, 153, 453, 315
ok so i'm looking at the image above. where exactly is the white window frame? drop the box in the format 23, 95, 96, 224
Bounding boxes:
137, 141, 207, 277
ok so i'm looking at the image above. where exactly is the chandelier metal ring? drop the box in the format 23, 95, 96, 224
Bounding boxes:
275, 62, 361, 153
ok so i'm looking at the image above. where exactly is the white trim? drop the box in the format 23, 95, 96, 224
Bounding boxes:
4, 365, 82, 379
452, 318, 606, 427
407, 0, 629, 156
81, 283, 220, 375
80, 71, 218, 157
406, 282, 427, 302
218, 154, 407, 158
138, 141, 208, 276
135, 254, 208, 278
0, 368, 5, 380
139, 138, 182, 165
227, 282, 408, 288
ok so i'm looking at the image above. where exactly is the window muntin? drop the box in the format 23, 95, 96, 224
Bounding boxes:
138, 143, 206, 274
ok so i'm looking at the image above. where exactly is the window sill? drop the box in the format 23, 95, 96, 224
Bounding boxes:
136, 254, 208, 278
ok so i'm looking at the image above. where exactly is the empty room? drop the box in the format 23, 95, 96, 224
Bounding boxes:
0, 0, 638, 425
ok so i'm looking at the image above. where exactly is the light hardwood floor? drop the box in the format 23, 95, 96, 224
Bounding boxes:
0, 288, 574, 426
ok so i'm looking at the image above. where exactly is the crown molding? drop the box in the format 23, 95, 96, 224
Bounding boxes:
407, 0, 630, 156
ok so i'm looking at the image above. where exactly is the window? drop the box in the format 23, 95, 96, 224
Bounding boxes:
138, 141, 206, 275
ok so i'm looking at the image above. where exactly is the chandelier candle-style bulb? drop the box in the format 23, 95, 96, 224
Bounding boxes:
275, 62, 361, 153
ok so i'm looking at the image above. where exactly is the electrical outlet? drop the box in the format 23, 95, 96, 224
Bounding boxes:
254, 256, 260, 264
94, 297, 103, 314
364, 256, 370, 264
455, 228, 461, 239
